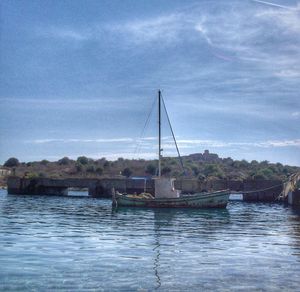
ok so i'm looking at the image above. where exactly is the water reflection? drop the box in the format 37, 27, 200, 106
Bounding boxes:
153, 224, 161, 290
113, 207, 231, 289
2, 190, 300, 291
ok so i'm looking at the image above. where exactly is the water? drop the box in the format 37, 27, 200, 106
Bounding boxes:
1, 189, 300, 291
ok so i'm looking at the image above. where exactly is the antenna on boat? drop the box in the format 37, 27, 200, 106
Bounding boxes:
158, 89, 162, 178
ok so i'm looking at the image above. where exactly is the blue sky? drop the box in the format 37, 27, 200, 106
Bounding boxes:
0, 0, 299, 166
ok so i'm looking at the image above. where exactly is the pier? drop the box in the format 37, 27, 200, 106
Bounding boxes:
7, 176, 295, 203
7, 176, 154, 198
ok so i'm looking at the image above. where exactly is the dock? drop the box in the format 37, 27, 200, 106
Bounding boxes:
7, 176, 290, 202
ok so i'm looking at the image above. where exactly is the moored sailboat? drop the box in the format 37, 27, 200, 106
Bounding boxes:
112, 90, 230, 208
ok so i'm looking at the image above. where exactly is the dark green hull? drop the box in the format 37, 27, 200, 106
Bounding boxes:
113, 190, 230, 208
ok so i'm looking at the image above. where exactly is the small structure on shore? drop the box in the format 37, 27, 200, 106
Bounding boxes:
0, 167, 12, 177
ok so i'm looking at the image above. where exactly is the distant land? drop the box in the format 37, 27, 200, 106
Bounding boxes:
1, 150, 299, 187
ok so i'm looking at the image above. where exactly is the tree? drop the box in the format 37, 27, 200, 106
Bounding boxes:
77, 156, 89, 165
86, 165, 95, 173
40, 159, 49, 165
4, 157, 19, 167
203, 164, 225, 179
169, 158, 178, 165
75, 162, 83, 172
58, 157, 71, 165
162, 166, 172, 176
96, 167, 103, 175
240, 159, 249, 168
191, 165, 199, 176
146, 164, 156, 175
103, 161, 110, 169
253, 168, 274, 180
38, 172, 46, 178
251, 160, 259, 166
122, 167, 132, 177
197, 173, 206, 181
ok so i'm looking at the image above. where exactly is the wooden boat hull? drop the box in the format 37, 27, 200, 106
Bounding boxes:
113, 190, 230, 208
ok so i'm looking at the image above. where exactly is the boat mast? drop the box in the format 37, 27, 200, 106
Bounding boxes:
158, 89, 162, 177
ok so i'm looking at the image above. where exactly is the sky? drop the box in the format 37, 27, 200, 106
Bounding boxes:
0, 0, 299, 166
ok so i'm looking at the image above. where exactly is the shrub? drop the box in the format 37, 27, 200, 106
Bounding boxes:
75, 162, 83, 172
122, 167, 132, 177
77, 156, 89, 165
86, 165, 95, 173
240, 159, 249, 168
58, 157, 71, 165
103, 161, 110, 168
146, 164, 156, 175
4, 157, 19, 167
253, 168, 274, 180
171, 170, 180, 177
197, 173, 206, 181
40, 159, 49, 165
27, 172, 38, 179
161, 166, 172, 175
191, 165, 199, 176
203, 164, 225, 179
253, 173, 267, 180
96, 167, 103, 175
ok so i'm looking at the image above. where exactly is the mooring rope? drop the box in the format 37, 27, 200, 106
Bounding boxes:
240, 183, 283, 194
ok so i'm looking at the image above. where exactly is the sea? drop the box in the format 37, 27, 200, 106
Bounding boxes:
1, 189, 300, 291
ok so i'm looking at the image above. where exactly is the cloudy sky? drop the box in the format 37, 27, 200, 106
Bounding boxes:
0, 0, 299, 165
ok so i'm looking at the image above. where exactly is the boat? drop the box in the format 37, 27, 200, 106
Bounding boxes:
112, 90, 230, 208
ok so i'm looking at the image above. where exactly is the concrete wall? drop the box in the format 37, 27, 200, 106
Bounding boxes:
7, 177, 153, 198
242, 180, 282, 202
7, 176, 283, 202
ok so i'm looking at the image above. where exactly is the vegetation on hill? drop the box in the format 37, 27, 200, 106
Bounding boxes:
1, 150, 299, 184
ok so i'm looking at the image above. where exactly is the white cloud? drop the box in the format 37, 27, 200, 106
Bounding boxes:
109, 14, 184, 44
164, 138, 300, 149
251, 0, 294, 10
262, 139, 300, 147
25, 135, 300, 149
36, 26, 92, 41
53, 29, 89, 41
275, 70, 300, 78
91, 152, 158, 160
29, 138, 134, 144
38, 1, 300, 82
256, 3, 300, 33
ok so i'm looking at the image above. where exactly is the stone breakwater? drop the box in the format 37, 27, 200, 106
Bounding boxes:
7, 176, 283, 202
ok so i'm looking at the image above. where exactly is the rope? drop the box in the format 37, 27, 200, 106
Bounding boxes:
241, 183, 283, 194
134, 95, 157, 157
161, 94, 186, 175
234, 172, 300, 201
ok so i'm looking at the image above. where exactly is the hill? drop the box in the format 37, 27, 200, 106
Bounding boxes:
1, 150, 299, 186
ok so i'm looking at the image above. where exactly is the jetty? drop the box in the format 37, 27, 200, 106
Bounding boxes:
7, 174, 300, 205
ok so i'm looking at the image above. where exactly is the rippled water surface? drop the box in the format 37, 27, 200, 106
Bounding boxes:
1, 189, 300, 291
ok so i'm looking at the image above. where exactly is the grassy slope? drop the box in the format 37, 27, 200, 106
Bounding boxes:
2, 152, 299, 184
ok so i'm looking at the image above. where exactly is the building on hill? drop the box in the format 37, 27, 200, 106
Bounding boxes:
203, 150, 219, 162
188, 150, 220, 162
